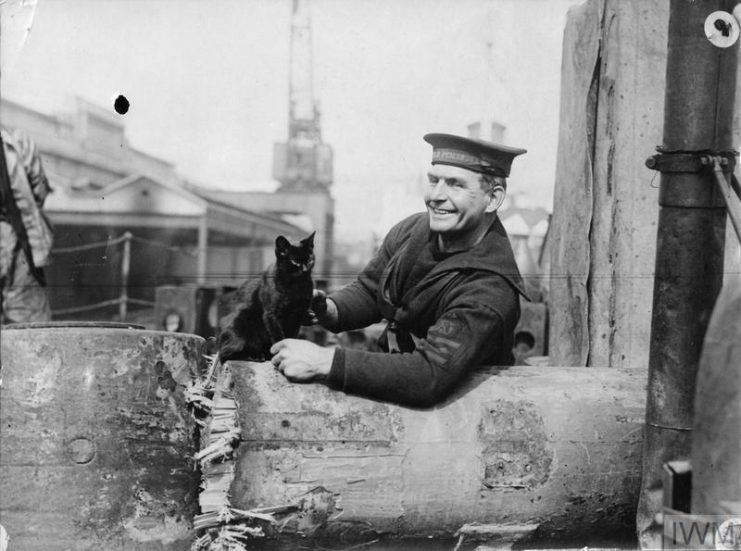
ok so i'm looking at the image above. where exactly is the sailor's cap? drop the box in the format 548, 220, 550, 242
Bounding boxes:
424, 133, 526, 178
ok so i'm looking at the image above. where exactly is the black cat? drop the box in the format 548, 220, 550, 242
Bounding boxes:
218, 232, 315, 362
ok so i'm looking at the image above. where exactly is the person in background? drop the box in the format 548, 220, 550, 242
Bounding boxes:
271, 132, 528, 407
0, 127, 53, 324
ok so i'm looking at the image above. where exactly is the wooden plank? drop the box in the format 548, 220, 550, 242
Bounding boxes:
548, 0, 602, 367
587, 0, 665, 368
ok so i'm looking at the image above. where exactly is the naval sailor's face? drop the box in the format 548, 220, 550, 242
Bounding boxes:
424, 164, 494, 237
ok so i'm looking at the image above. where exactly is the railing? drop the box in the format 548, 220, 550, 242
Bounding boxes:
49, 232, 272, 320
50, 232, 154, 319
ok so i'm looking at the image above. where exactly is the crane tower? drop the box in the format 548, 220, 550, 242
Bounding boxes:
270, 0, 335, 286
272, 0, 333, 193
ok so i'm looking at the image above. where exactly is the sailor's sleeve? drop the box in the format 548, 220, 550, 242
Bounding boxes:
327, 274, 519, 407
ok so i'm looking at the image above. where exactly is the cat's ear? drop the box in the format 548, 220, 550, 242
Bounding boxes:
275, 235, 291, 256
301, 232, 316, 249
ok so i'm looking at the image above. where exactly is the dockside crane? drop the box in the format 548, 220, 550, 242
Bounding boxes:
273, 0, 333, 194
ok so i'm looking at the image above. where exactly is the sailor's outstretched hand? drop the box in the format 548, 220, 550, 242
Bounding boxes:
270, 339, 334, 382
309, 290, 339, 330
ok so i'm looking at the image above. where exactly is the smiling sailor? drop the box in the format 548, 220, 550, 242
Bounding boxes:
270, 132, 529, 407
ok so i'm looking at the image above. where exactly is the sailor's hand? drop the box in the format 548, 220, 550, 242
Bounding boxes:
312, 289, 328, 316
310, 290, 339, 330
300, 309, 318, 326
270, 339, 334, 382
301, 290, 328, 326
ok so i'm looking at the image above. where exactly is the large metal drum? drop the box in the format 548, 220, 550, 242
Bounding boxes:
0, 322, 205, 550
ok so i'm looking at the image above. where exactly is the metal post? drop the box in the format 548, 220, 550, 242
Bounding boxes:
638, 1, 739, 546
119, 232, 132, 321
197, 218, 208, 285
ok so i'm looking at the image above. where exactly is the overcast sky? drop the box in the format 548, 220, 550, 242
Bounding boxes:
2, 0, 580, 241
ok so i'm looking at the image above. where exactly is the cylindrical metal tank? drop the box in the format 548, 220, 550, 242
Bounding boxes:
229, 363, 646, 544
0, 322, 205, 550
691, 284, 741, 515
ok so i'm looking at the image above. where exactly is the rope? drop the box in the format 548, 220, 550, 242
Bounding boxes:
52, 232, 264, 259
51, 298, 123, 316
51, 297, 154, 316
52, 233, 128, 254
130, 235, 266, 258
129, 234, 198, 257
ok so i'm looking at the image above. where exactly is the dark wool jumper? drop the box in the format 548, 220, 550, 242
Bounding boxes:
327, 211, 528, 407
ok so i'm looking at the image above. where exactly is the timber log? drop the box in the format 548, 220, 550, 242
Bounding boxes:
229, 362, 646, 544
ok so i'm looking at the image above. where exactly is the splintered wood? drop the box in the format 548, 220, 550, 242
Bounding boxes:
188, 357, 330, 550
189, 357, 267, 550
196, 364, 239, 514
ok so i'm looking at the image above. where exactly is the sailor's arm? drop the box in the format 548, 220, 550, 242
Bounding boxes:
315, 215, 418, 332
280, 275, 519, 407
327, 306, 512, 407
